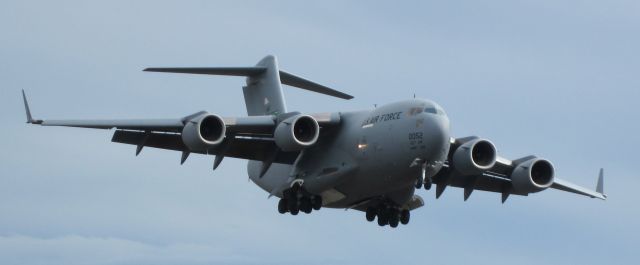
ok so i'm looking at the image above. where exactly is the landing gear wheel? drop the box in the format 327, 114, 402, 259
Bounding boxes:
415, 179, 423, 189
377, 209, 389, 226
311, 196, 322, 210
278, 199, 288, 214
377, 214, 388, 226
424, 180, 432, 190
389, 209, 400, 228
300, 198, 312, 214
365, 208, 376, 222
288, 198, 299, 215
400, 209, 410, 225
290, 205, 299, 215
389, 215, 399, 228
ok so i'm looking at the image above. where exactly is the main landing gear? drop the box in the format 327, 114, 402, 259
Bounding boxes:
366, 205, 410, 228
277, 183, 322, 215
415, 176, 432, 190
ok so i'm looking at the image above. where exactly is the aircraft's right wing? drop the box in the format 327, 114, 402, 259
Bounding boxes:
22, 90, 341, 166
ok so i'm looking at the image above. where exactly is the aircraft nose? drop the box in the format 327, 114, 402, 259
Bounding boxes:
423, 114, 451, 163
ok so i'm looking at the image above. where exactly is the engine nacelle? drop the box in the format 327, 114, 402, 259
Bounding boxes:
511, 158, 555, 194
274, 114, 320, 152
451, 138, 497, 175
181, 113, 226, 151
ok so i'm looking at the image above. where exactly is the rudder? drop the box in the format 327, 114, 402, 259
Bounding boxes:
243, 56, 287, 116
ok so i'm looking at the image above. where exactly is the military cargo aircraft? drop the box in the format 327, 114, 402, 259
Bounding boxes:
22, 55, 606, 228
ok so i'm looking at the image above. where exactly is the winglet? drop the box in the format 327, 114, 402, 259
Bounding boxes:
597, 168, 606, 198
21, 90, 42, 124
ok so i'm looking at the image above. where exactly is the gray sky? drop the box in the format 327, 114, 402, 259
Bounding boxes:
1, 1, 638, 264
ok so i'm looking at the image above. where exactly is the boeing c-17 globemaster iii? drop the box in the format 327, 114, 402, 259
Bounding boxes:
22, 55, 606, 228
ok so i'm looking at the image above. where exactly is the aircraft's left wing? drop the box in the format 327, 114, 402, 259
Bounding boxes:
21, 90, 339, 166
432, 137, 606, 202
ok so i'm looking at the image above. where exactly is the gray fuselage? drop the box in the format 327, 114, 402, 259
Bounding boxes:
249, 99, 450, 209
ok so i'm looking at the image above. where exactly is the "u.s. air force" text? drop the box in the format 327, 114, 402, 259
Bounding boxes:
361, 112, 403, 126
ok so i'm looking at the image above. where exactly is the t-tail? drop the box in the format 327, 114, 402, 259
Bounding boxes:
144, 55, 353, 116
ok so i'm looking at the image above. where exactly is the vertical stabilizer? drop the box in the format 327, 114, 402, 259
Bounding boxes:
243, 56, 287, 116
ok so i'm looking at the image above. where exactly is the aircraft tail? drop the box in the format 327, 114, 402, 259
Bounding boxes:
144, 55, 352, 116
243, 56, 286, 115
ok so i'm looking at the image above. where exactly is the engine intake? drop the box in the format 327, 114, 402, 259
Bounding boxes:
274, 114, 319, 151
181, 113, 226, 151
451, 139, 497, 175
511, 158, 555, 193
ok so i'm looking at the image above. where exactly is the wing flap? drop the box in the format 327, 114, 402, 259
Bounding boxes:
111, 130, 299, 164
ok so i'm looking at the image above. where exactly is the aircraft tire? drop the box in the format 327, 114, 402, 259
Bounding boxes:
424, 181, 432, 190
300, 198, 312, 214
289, 199, 299, 215
389, 211, 400, 228
311, 196, 322, 210
365, 208, 376, 222
278, 199, 288, 214
389, 217, 399, 228
377, 210, 389, 226
400, 209, 410, 225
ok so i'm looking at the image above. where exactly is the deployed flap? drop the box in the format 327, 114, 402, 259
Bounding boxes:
111, 130, 299, 164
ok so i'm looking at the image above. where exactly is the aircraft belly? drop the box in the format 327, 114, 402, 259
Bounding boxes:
247, 160, 292, 198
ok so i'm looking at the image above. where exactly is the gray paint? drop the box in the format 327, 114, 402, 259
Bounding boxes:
22, 56, 604, 223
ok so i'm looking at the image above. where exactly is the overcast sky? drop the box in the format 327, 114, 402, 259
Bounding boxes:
1, 1, 638, 264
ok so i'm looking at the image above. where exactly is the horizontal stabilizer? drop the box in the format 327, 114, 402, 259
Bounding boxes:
279, 70, 353, 99
144, 67, 266, 77
144, 65, 353, 100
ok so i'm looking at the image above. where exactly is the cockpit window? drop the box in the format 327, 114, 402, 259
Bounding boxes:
424, 105, 446, 115
424, 107, 438, 114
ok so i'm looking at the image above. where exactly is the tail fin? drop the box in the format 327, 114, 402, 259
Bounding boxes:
144, 55, 352, 116
243, 55, 287, 116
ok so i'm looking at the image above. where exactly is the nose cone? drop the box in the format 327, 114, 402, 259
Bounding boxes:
421, 103, 451, 170
426, 115, 450, 160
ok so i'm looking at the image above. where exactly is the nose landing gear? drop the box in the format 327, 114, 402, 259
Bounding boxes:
414, 160, 433, 190
277, 183, 322, 215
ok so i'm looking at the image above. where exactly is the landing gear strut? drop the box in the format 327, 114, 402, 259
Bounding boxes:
277, 183, 322, 215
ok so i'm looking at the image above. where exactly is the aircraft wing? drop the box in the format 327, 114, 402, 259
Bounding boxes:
21, 90, 339, 166
433, 137, 606, 202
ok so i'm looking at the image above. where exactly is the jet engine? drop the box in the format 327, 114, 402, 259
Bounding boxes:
274, 114, 320, 152
511, 158, 555, 193
451, 138, 497, 174
181, 113, 226, 151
